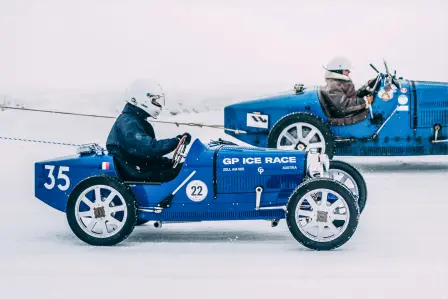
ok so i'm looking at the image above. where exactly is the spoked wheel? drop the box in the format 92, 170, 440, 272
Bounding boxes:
286, 178, 360, 250
66, 176, 138, 246
327, 160, 367, 213
268, 113, 335, 158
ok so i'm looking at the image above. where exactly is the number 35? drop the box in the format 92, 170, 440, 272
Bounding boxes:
44, 165, 70, 191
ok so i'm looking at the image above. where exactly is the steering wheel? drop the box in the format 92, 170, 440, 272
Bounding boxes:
172, 135, 187, 168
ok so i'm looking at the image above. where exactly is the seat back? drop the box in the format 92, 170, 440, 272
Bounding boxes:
317, 87, 369, 126
112, 155, 161, 184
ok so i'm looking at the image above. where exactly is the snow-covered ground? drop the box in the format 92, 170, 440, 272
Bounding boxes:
1, 106, 448, 299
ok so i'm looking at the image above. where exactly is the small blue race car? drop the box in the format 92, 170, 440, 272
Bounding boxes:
34, 137, 367, 251
223, 60, 448, 158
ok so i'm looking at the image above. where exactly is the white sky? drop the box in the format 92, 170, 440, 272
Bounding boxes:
0, 0, 447, 98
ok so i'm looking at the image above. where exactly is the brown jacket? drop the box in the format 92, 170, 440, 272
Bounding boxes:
320, 71, 367, 117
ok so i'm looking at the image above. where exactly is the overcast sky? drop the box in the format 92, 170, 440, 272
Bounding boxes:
0, 0, 447, 99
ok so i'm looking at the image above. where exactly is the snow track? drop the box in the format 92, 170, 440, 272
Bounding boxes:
1, 109, 448, 299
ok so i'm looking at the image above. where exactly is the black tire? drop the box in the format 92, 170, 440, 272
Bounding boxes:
286, 178, 360, 251
66, 175, 138, 246
268, 112, 335, 159
328, 160, 368, 214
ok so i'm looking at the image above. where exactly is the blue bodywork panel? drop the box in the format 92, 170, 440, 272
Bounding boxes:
35, 139, 308, 223
224, 75, 448, 156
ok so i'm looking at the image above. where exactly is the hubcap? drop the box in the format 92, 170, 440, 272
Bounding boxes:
295, 188, 350, 242
74, 185, 128, 238
277, 122, 326, 153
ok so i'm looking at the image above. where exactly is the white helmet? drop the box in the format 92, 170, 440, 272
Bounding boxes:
125, 78, 165, 118
326, 56, 352, 72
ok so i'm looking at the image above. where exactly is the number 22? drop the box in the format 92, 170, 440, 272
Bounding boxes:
191, 185, 203, 196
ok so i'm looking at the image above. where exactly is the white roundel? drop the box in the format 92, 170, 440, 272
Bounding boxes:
398, 95, 409, 105
186, 180, 208, 202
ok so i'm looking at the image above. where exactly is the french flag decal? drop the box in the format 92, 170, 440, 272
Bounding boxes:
101, 162, 110, 170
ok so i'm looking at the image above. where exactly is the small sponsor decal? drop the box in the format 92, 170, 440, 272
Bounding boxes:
398, 95, 409, 105
397, 105, 409, 111
378, 88, 394, 101
257, 167, 264, 174
222, 167, 245, 172
400, 87, 407, 93
101, 162, 110, 170
246, 113, 269, 129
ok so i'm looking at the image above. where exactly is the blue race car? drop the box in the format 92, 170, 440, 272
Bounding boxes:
34, 137, 366, 251
223, 60, 448, 158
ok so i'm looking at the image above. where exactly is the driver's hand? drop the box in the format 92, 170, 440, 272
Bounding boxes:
365, 95, 374, 104
177, 132, 192, 144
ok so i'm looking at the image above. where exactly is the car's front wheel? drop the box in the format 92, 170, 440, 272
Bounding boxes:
286, 178, 360, 250
66, 176, 138, 246
327, 160, 367, 213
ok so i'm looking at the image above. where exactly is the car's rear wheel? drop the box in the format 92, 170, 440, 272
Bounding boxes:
268, 112, 335, 158
66, 176, 138, 246
327, 160, 367, 213
286, 178, 360, 250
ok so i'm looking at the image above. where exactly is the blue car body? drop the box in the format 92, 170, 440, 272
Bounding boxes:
35, 139, 309, 224
224, 73, 448, 156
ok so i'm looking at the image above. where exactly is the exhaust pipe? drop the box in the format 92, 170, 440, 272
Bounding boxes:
153, 221, 162, 228
271, 219, 280, 227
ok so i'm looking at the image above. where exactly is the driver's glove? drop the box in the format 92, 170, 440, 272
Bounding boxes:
363, 96, 373, 108
176, 132, 192, 144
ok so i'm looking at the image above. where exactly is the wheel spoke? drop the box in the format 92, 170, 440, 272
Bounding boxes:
79, 210, 93, 218
320, 191, 328, 207
97, 219, 108, 234
297, 209, 314, 218
304, 128, 317, 142
107, 216, 121, 228
340, 174, 349, 184
87, 219, 98, 232
283, 132, 297, 145
109, 205, 125, 214
104, 191, 118, 206
94, 187, 102, 203
327, 222, 339, 235
304, 195, 318, 210
329, 198, 343, 209
295, 124, 304, 139
331, 213, 347, 221
316, 223, 325, 240
301, 218, 316, 229
81, 196, 94, 209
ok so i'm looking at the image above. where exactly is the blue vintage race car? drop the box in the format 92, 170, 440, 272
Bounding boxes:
223, 60, 448, 158
34, 137, 367, 251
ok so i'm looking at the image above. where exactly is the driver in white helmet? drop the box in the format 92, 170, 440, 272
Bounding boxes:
106, 78, 191, 182
320, 56, 374, 117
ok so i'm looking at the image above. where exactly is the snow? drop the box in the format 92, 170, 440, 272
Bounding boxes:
1, 104, 448, 299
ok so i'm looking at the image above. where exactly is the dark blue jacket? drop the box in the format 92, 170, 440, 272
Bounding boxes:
106, 103, 179, 172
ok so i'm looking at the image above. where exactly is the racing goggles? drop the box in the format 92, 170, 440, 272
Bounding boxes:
147, 93, 165, 108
